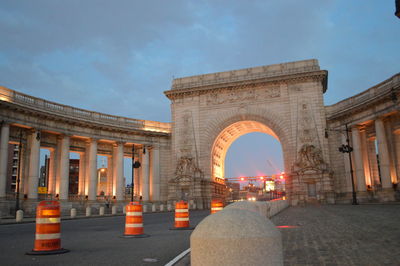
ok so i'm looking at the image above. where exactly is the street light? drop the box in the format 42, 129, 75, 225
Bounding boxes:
325, 124, 358, 205
131, 145, 141, 202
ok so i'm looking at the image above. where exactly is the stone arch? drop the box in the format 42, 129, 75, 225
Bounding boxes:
201, 107, 292, 182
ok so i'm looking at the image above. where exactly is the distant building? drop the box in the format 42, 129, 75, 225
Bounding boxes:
226, 182, 240, 201
6, 144, 19, 193
97, 167, 107, 195
69, 159, 79, 194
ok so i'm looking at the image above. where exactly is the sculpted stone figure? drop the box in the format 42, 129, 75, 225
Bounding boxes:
175, 156, 202, 178
295, 144, 326, 171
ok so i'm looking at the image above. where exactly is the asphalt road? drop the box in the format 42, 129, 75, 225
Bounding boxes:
0, 210, 210, 266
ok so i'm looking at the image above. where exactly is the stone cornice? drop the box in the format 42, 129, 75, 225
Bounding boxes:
326, 72, 400, 122
164, 70, 328, 100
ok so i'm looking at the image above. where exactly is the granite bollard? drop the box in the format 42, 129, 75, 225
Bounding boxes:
191, 207, 283, 266
86, 206, 91, 217
16, 210, 24, 222
71, 208, 76, 218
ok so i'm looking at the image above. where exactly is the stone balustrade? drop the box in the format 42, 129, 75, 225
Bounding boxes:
0, 86, 171, 133
326, 73, 400, 120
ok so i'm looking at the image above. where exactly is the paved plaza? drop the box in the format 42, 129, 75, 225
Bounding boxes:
271, 204, 400, 266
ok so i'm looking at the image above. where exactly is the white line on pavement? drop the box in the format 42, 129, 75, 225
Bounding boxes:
164, 248, 190, 266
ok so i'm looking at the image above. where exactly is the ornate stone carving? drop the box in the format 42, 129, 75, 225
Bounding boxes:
264, 87, 280, 98
206, 88, 256, 105
175, 156, 203, 179
294, 144, 327, 173
179, 112, 194, 155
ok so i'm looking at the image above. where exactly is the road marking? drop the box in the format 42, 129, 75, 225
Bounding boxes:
164, 248, 190, 266
143, 258, 158, 263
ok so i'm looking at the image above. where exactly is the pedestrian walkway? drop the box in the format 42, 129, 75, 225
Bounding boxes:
271, 204, 400, 266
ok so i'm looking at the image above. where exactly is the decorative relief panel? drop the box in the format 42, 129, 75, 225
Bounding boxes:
205, 86, 281, 106
179, 112, 194, 156
293, 101, 328, 173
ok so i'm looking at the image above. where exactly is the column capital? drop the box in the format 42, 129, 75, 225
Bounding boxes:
113, 141, 126, 147
374, 116, 389, 123
56, 133, 72, 140
86, 138, 99, 144
28, 129, 41, 141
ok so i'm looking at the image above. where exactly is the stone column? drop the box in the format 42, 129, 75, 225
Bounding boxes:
360, 130, 372, 187
351, 127, 366, 192
106, 155, 113, 196
114, 142, 124, 201
0, 123, 10, 198
87, 139, 98, 201
141, 147, 150, 201
385, 120, 398, 184
84, 143, 90, 195
47, 148, 57, 195
22, 141, 30, 196
27, 130, 41, 199
55, 137, 62, 195
78, 152, 86, 195
150, 147, 160, 201
375, 119, 392, 189
367, 138, 380, 187
394, 132, 400, 183
59, 135, 70, 200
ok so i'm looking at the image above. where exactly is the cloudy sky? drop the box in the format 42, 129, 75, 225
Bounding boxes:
1, 1, 399, 179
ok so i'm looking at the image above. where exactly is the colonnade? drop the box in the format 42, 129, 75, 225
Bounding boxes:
345, 117, 399, 193
0, 123, 162, 202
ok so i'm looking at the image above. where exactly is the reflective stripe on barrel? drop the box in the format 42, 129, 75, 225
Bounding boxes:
211, 199, 224, 214
174, 201, 189, 228
124, 202, 144, 235
33, 201, 62, 252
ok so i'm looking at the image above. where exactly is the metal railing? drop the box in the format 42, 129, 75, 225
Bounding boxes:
0, 86, 171, 134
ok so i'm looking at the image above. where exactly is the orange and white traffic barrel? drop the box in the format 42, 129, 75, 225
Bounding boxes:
211, 199, 224, 214
26, 201, 69, 255
170, 200, 194, 230
123, 202, 149, 238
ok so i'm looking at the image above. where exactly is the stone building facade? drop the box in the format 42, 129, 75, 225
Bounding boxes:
0, 59, 399, 215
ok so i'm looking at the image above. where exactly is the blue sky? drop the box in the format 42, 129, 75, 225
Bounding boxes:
1, 1, 399, 180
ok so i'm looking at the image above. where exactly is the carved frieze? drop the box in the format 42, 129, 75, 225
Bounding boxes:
205, 85, 281, 106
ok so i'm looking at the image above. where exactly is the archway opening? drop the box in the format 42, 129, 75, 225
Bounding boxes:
211, 121, 285, 201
